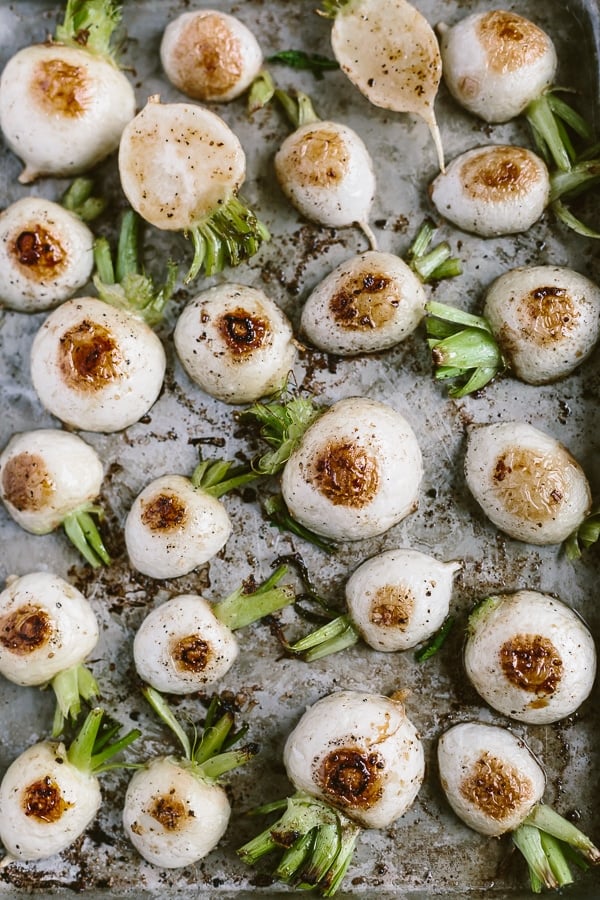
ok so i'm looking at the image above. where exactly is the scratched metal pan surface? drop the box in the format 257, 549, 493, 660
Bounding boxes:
0, 0, 599, 896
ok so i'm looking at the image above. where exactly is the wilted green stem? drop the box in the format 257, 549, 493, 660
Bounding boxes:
213, 564, 294, 630
63, 503, 110, 567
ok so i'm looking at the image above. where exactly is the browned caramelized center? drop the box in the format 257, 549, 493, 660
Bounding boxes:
141, 492, 188, 532
1, 452, 54, 511
460, 751, 532, 821
149, 792, 187, 830
0, 605, 52, 653
172, 634, 211, 673
462, 147, 540, 200
370, 585, 414, 629
13, 227, 65, 276
518, 286, 578, 344
218, 307, 267, 355
34, 58, 90, 116
478, 11, 549, 73
289, 128, 349, 187
169, 13, 243, 99
491, 447, 569, 523
59, 319, 123, 390
329, 272, 397, 330
319, 746, 384, 809
311, 442, 379, 508
23, 775, 72, 822
500, 634, 562, 695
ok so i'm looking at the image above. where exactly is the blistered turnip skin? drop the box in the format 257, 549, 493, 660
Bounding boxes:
0, 43, 135, 184
0, 572, 98, 686
430, 145, 550, 236
300, 251, 427, 355
0, 429, 104, 534
174, 284, 296, 404
274, 121, 375, 230
133, 595, 239, 694
30, 297, 166, 433
464, 591, 596, 724
0, 741, 101, 860
464, 421, 590, 545
160, 10, 263, 102
125, 475, 232, 580
123, 757, 231, 867
0, 197, 93, 312
118, 98, 246, 232
439, 11, 557, 123
345, 548, 460, 651
437, 722, 545, 836
281, 397, 422, 542
284, 690, 424, 829
483, 266, 600, 384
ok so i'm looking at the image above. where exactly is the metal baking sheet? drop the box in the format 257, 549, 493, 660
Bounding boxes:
0, 0, 599, 896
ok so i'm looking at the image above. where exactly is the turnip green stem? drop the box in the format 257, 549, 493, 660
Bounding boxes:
319, 0, 351, 17
185, 196, 270, 284
551, 200, 600, 240
245, 394, 323, 475
525, 90, 593, 173
142, 685, 192, 760
540, 832, 574, 887
193, 708, 234, 766
565, 508, 600, 559
525, 804, 600, 864
200, 746, 257, 780
55, 0, 122, 61
248, 70, 276, 113
63, 503, 110, 567
61, 177, 106, 222
425, 301, 504, 397
268, 50, 339, 80
512, 823, 559, 890
407, 221, 462, 283
415, 615, 455, 662
94, 210, 177, 325
67, 707, 140, 775
274, 89, 321, 130
213, 564, 295, 630
52, 664, 100, 737
286, 614, 360, 661
191, 457, 259, 498
264, 494, 336, 554
238, 791, 361, 895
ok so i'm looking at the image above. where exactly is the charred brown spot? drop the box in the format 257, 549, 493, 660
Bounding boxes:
23, 775, 72, 823
461, 147, 541, 201
13, 227, 65, 276
141, 492, 188, 532
500, 634, 562, 696
59, 319, 124, 390
370, 585, 414, 629
491, 447, 570, 524
218, 307, 267, 355
311, 442, 379, 508
477, 11, 549, 73
0, 605, 52, 654
172, 634, 211, 673
287, 128, 349, 188
460, 751, 532, 821
148, 792, 187, 831
319, 746, 384, 810
1, 452, 54, 511
518, 286, 578, 345
329, 272, 398, 331
167, 13, 243, 99
34, 58, 90, 116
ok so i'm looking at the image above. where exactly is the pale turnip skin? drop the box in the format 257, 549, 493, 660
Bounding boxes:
284, 690, 425, 829
160, 10, 263, 102
437, 722, 546, 837
0, 429, 104, 534
281, 397, 423, 542
30, 297, 166, 433
0, 740, 101, 860
0, 43, 135, 184
123, 756, 231, 868
0, 197, 93, 312
464, 421, 591, 545
125, 475, 232, 580
438, 11, 557, 123
464, 590, 596, 725
430, 145, 550, 237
